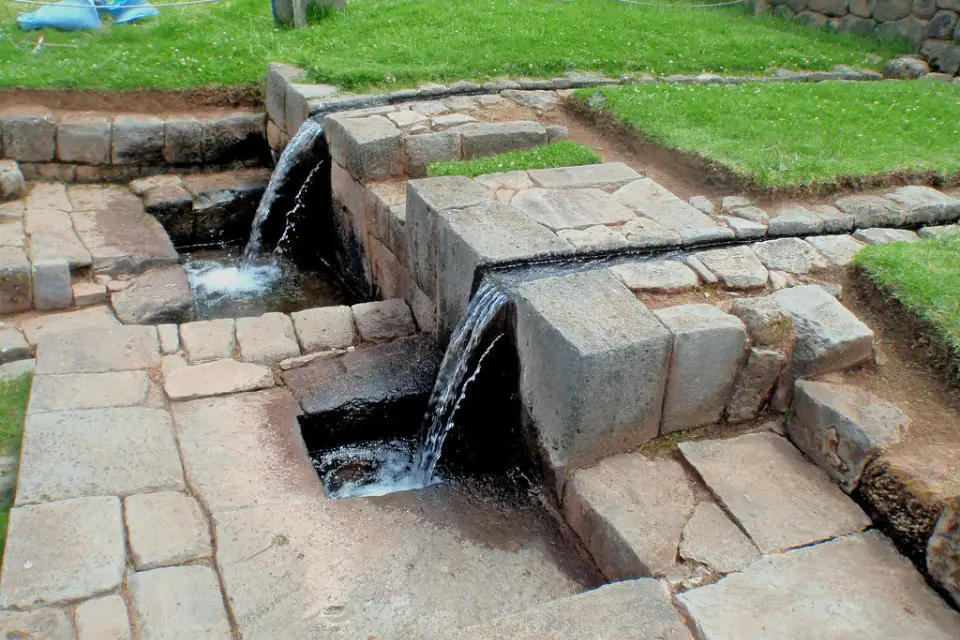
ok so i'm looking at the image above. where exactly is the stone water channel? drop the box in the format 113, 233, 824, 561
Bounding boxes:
0, 83, 960, 638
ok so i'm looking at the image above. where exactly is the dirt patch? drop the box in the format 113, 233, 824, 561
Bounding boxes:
0, 86, 263, 114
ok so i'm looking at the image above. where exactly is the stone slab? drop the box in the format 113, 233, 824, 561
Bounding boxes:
291, 305, 357, 352
237, 312, 301, 364
853, 227, 921, 244
179, 318, 236, 364
679, 432, 871, 554
34, 325, 159, 375
458, 120, 547, 159
28, 230, 93, 269
610, 260, 699, 293
654, 304, 747, 433
130, 566, 232, 640
885, 185, 960, 224
73, 281, 107, 306
21, 305, 120, 346
928, 496, 960, 606
804, 234, 866, 267
454, 580, 692, 640
835, 194, 905, 227
0, 245, 33, 313
16, 406, 183, 504
515, 270, 672, 486
679, 502, 759, 574
724, 347, 786, 423
752, 237, 828, 274
512, 187, 635, 231
791, 380, 910, 492
639, 200, 734, 245
29, 371, 150, 413
111, 266, 197, 325
720, 215, 767, 240
125, 491, 212, 570
767, 206, 825, 236
352, 299, 417, 343
0, 358, 35, 380
564, 453, 696, 579
679, 531, 960, 640
76, 595, 132, 640
557, 225, 629, 251
610, 177, 681, 211
26, 182, 71, 211
0, 608, 74, 640
0, 327, 31, 364
0, 496, 125, 607
325, 114, 403, 181
165, 359, 275, 401
694, 246, 768, 289
527, 163, 641, 190
171, 388, 321, 513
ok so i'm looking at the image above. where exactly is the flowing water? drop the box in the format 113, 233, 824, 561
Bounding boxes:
242, 118, 325, 266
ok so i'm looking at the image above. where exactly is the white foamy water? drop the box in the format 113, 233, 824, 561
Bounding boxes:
186, 260, 283, 300
315, 440, 441, 500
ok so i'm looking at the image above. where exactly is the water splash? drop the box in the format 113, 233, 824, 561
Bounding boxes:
186, 258, 283, 300
273, 159, 325, 258
242, 118, 325, 267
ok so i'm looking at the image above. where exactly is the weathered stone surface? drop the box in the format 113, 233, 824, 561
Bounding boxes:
0, 496, 125, 607
0, 245, 32, 313
768, 206, 825, 236
26, 182, 71, 211
680, 433, 871, 553
725, 347, 787, 423
163, 117, 204, 165
610, 260, 699, 293
512, 187, 635, 231
885, 185, 960, 224
804, 234, 866, 266
688, 195, 714, 215
853, 227, 922, 244
459, 120, 547, 159
527, 162, 641, 190
921, 38, 960, 75
29, 371, 150, 413
928, 496, 960, 606
720, 215, 766, 240
0, 608, 74, 640
694, 246, 768, 289
564, 453, 696, 580
515, 270, 672, 485
610, 178, 680, 212
35, 325, 158, 374
109, 266, 196, 324
72, 281, 107, 306
235, 312, 300, 364
138, 181, 195, 244
277, 348, 345, 371
835, 194, 905, 227
16, 407, 183, 503
405, 130, 461, 177
155, 323, 178, 355
57, 113, 111, 165
201, 112, 267, 165
679, 531, 960, 639
326, 114, 403, 181
172, 387, 319, 512
884, 55, 931, 78
125, 491, 212, 570
0, 159, 26, 201
111, 115, 164, 165
557, 224, 630, 251
183, 169, 268, 245
131, 566, 232, 640
774, 285, 874, 377
791, 380, 910, 492
1, 109, 56, 161
0, 327, 31, 364
794, 8, 831, 25
76, 595, 132, 640
914, 0, 936, 18
753, 237, 828, 274
22, 305, 119, 345
928, 8, 959, 37
809, 204, 854, 232
680, 502, 760, 574
726, 204, 769, 224
500, 89, 559, 111
429, 113, 477, 130
654, 305, 747, 432
638, 200, 734, 245
28, 229, 93, 269
291, 305, 357, 352
179, 318, 236, 364
730, 295, 795, 350
0, 357, 35, 380
165, 359, 275, 401
434, 200, 574, 335
455, 579, 692, 640
352, 299, 417, 343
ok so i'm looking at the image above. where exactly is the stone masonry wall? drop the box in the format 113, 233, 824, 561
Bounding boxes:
763, 0, 960, 75
0, 108, 269, 183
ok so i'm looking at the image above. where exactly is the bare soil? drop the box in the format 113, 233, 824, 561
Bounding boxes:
0, 86, 263, 114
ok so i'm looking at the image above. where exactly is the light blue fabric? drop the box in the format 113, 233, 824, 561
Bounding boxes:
99, 0, 159, 24
17, 0, 103, 31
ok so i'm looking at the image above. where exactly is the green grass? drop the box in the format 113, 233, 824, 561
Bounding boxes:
0, 373, 31, 561
0, 0, 910, 91
855, 237, 960, 363
428, 141, 602, 178
577, 81, 960, 188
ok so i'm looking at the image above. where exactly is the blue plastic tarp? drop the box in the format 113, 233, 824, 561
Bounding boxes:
17, 0, 158, 31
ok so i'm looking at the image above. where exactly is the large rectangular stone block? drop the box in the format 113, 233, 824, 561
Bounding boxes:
528, 162, 641, 190
514, 270, 673, 491
405, 176, 493, 301
406, 130, 461, 178
31, 258, 72, 311
325, 114, 403, 181
459, 121, 547, 159
163, 117, 203, 165
201, 112, 267, 165
1, 109, 57, 162
57, 113, 111, 165
654, 304, 748, 434
112, 115, 164, 165
436, 201, 574, 336
0, 246, 32, 313
266, 62, 306, 131
285, 83, 337, 136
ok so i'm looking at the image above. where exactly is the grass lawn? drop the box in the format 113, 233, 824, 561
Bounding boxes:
855, 237, 960, 374
0, 0, 910, 91
428, 141, 601, 178
0, 373, 31, 561
577, 81, 960, 188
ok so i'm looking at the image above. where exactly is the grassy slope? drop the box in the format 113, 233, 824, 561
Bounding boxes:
578, 81, 960, 188
0, 0, 909, 91
0, 374, 32, 560
855, 237, 960, 362
428, 141, 602, 178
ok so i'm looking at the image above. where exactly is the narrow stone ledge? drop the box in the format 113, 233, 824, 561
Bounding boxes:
164, 359, 275, 401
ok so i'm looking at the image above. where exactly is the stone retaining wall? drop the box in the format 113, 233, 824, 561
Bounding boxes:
761, 0, 960, 75
0, 108, 269, 183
